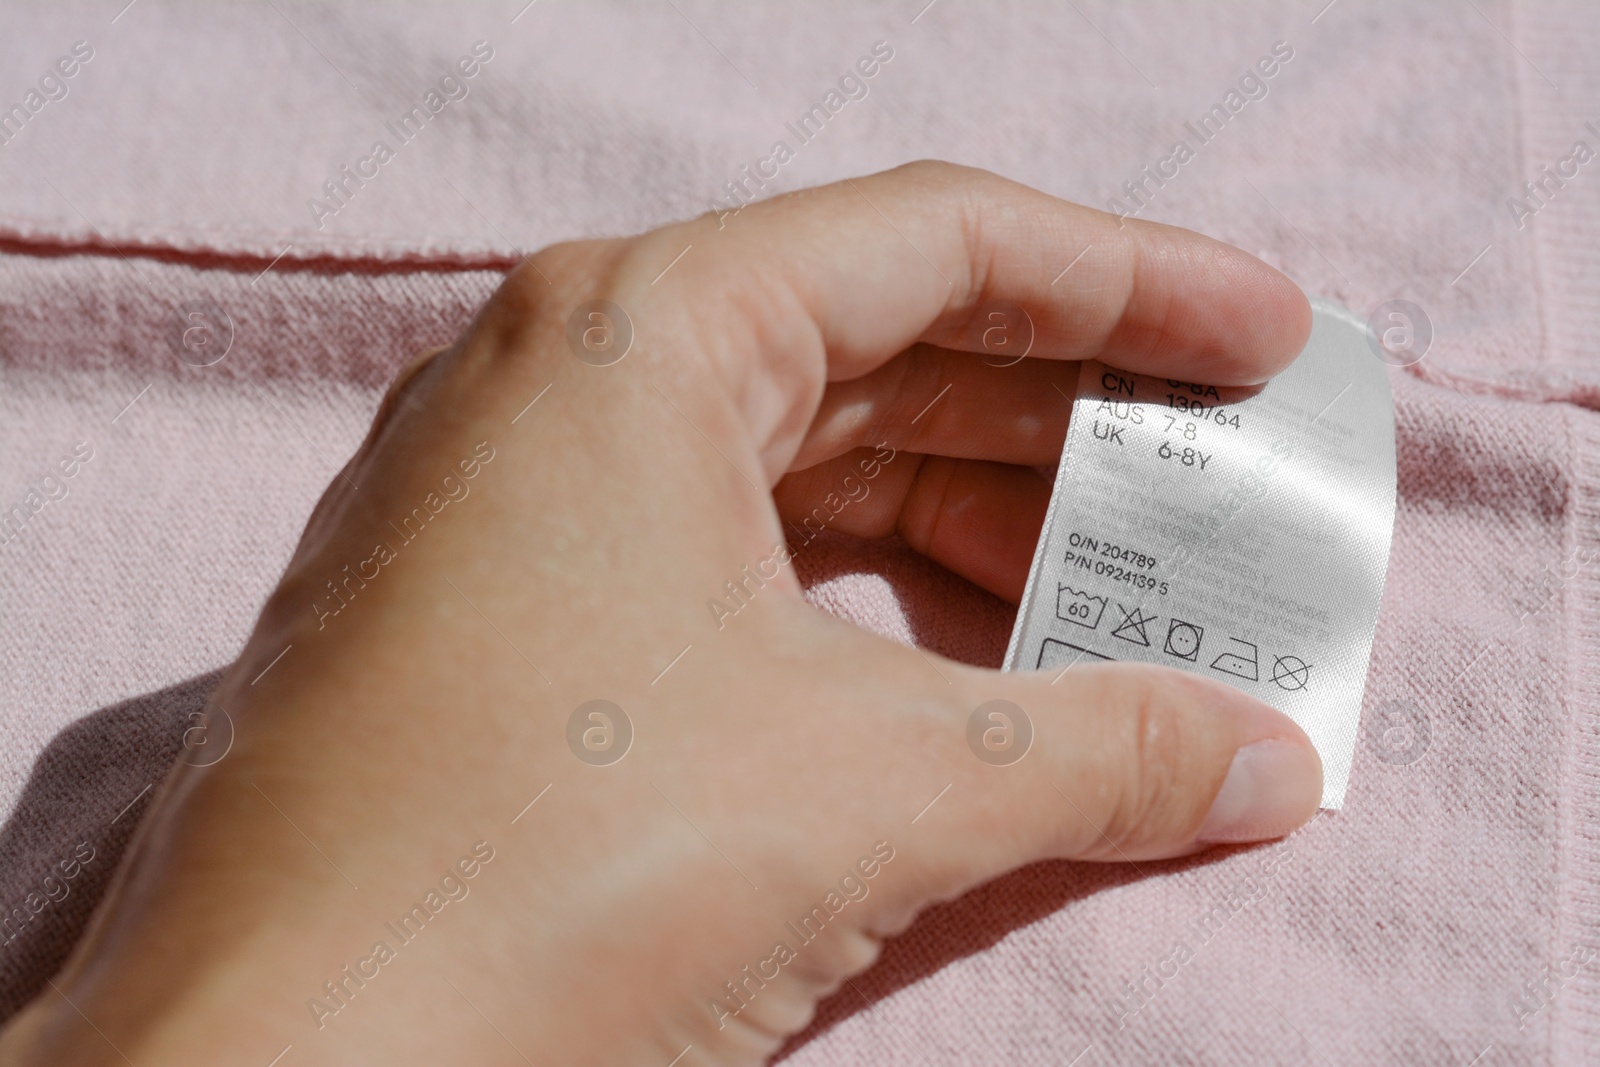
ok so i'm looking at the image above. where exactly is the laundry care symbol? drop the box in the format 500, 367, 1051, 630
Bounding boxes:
1209, 638, 1259, 681
1271, 655, 1311, 691
1163, 618, 1203, 661
1055, 585, 1107, 629
1111, 604, 1154, 646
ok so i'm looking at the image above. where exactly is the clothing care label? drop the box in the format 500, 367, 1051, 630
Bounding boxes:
1003, 300, 1396, 808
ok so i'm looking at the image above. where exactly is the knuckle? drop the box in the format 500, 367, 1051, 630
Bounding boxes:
616, 224, 698, 287
889, 158, 984, 189
379, 344, 448, 414
892, 157, 952, 183
469, 237, 639, 374
487, 237, 637, 342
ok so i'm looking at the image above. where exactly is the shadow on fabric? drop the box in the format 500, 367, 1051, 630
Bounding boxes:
0, 669, 223, 1022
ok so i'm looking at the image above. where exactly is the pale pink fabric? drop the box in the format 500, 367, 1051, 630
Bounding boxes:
2, 2, 1599, 1063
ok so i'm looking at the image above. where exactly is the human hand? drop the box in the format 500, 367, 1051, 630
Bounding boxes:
0, 161, 1319, 1066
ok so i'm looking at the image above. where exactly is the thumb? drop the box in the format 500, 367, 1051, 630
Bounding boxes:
879, 659, 1322, 915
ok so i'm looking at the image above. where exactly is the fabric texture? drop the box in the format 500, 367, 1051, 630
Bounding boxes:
2, 2, 1598, 1063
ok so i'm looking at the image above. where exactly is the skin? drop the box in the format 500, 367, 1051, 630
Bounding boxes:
0, 161, 1320, 1066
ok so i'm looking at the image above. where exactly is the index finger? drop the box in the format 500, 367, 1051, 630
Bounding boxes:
681, 160, 1310, 388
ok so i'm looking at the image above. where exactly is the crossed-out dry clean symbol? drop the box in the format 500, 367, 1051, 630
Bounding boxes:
1271, 655, 1311, 691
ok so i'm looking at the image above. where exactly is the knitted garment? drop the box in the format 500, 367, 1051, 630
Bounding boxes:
2, 3, 1598, 1062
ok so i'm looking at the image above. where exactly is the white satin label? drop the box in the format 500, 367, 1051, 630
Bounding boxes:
1004, 300, 1396, 808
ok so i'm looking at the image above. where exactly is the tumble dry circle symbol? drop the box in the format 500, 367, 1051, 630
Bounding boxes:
1163, 619, 1203, 661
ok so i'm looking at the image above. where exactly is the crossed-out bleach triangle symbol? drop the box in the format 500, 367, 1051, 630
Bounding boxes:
1110, 604, 1153, 646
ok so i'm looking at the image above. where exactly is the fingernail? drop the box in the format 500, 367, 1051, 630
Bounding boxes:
1195, 739, 1320, 843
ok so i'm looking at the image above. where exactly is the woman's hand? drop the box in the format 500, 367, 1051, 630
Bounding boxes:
0, 161, 1319, 1066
